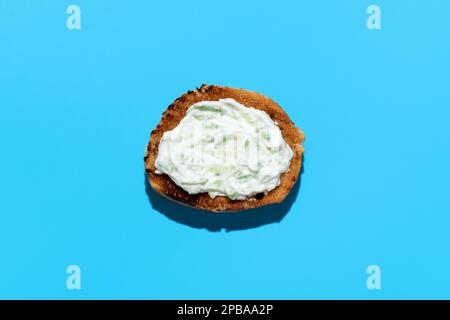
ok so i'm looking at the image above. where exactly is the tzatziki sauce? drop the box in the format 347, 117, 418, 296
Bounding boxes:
154, 98, 294, 200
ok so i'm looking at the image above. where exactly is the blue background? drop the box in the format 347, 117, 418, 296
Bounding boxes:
1, 0, 449, 299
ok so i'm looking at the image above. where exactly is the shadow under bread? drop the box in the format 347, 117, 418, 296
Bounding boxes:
144, 155, 305, 232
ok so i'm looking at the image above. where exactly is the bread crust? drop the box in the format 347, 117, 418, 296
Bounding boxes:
144, 84, 304, 212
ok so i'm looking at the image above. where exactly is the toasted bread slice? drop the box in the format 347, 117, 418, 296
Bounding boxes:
144, 84, 305, 212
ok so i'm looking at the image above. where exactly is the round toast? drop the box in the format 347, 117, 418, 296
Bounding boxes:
144, 84, 305, 212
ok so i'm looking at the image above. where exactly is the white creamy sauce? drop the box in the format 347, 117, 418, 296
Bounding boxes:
155, 98, 294, 200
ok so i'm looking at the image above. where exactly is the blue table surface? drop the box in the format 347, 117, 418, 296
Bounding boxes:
1, 1, 449, 299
